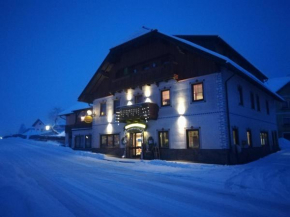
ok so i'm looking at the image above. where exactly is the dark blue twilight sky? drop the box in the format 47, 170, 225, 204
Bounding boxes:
0, 0, 290, 135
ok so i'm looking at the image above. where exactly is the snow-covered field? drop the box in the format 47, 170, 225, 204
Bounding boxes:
0, 139, 289, 217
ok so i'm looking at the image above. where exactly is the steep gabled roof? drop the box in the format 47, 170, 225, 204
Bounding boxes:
58, 102, 92, 116
32, 119, 44, 127
174, 35, 267, 81
78, 30, 283, 102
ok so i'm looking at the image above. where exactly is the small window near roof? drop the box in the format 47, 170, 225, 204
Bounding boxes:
100, 103, 106, 116
161, 90, 170, 106
192, 83, 204, 101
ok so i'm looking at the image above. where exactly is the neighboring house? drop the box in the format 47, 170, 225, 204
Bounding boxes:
59, 103, 92, 149
32, 119, 45, 131
77, 30, 282, 164
266, 76, 290, 140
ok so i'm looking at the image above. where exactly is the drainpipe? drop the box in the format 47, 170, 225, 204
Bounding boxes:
225, 72, 235, 165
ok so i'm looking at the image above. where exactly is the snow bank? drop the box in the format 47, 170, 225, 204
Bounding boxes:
279, 137, 290, 150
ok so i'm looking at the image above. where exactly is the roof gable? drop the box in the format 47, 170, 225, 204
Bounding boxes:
79, 30, 282, 103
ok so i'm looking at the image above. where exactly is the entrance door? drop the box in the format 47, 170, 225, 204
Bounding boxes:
129, 132, 143, 157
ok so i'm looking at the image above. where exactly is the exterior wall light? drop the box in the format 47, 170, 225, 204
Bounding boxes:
80, 109, 96, 123
125, 123, 146, 130
45, 125, 51, 131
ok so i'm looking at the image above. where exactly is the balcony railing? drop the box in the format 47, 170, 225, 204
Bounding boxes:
65, 122, 92, 133
116, 103, 159, 123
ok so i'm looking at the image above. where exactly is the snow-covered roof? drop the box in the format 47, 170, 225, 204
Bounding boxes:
265, 76, 290, 93
58, 102, 92, 116
163, 33, 284, 101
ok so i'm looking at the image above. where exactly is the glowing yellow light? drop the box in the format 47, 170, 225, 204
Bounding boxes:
127, 101, 133, 106
127, 89, 133, 100
145, 98, 151, 102
144, 85, 151, 97
87, 110, 92, 116
45, 125, 51, 131
177, 116, 187, 133
106, 123, 113, 134
125, 123, 146, 130
84, 115, 93, 123
177, 97, 186, 115
107, 111, 113, 123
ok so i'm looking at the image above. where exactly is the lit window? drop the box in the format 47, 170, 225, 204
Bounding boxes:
187, 129, 200, 148
100, 134, 120, 148
161, 90, 170, 106
233, 128, 239, 145
100, 103, 106, 116
247, 130, 252, 147
260, 132, 268, 146
159, 131, 169, 148
192, 83, 204, 101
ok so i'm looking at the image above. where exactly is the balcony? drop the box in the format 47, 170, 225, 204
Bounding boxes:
116, 103, 159, 123
65, 122, 92, 133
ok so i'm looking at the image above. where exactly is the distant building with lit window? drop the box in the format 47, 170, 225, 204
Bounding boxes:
77, 30, 282, 164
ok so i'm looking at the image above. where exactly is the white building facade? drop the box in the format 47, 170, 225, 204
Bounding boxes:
78, 31, 281, 164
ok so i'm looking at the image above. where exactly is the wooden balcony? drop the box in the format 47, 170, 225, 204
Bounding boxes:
65, 122, 92, 133
116, 103, 159, 123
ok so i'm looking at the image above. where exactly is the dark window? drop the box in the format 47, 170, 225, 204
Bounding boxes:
266, 100, 269, 114
134, 95, 143, 104
282, 100, 289, 109
85, 135, 92, 148
100, 103, 106, 116
158, 131, 169, 148
238, 86, 243, 106
187, 129, 200, 149
161, 90, 170, 106
256, 95, 260, 111
192, 83, 204, 101
100, 134, 120, 148
114, 99, 120, 114
250, 92, 255, 109
247, 130, 252, 147
260, 132, 269, 146
233, 128, 239, 145
75, 135, 84, 148
272, 131, 278, 146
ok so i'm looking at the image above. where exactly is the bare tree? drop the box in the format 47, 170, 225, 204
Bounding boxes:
48, 107, 63, 126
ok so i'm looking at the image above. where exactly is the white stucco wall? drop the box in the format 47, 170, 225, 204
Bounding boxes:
92, 72, 228, 150
224, 70, 278, 148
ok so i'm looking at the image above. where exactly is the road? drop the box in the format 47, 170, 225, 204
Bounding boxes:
0, 139, 289, 217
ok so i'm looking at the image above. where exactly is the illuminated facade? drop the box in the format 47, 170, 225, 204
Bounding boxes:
78, 30, 282, 164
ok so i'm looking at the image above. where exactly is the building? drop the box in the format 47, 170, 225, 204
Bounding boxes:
266, 76, 290, 140
77, 30, 281, 164
32, 119, 45, 131
59, 103, 92, 149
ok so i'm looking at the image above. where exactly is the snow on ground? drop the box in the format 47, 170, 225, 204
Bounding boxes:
0, 139, 289, 217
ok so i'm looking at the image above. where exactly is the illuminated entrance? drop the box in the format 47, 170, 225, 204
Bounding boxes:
124, 123, 146, 158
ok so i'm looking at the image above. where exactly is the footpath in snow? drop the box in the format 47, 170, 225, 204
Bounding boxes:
0, 138, 289, 217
